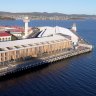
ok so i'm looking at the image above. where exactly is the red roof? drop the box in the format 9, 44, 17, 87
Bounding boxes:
11, 29, 24, 32
0, 32, 11, 37
10, 27, 24, 32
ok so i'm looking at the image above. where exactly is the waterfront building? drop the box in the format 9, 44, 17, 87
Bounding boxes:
0, 31, 11, 42
9, 27, 24, 37
0, 34, 71, 63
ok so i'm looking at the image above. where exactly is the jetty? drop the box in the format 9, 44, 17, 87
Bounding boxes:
0, 42, 92, 77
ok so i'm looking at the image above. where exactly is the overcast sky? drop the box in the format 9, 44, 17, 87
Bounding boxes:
0, 0, 96, 15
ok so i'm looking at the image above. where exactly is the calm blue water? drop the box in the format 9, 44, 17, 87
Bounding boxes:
0, 20, 96, 96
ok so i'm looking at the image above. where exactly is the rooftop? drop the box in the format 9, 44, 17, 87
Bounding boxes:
0, 31, 11, 37
0, 34, 68, 50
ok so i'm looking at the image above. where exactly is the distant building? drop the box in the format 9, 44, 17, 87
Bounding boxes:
0, 25, 33, 40
71, 23, 77, 32
3, 26, 24, 38
0, 31, 11, 41
10, 28, 24, 37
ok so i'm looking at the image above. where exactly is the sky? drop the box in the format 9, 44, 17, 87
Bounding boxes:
0, 0, 96, 15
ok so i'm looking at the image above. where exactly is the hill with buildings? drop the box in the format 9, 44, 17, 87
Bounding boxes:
0, 11, 96, 20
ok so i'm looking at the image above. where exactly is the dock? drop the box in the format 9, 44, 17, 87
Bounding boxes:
0, 44, 92, 77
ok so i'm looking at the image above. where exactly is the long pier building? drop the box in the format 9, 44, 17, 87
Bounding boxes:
0, 34, 71, 64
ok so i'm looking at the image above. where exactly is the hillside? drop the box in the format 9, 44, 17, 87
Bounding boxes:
0, 11, 96, 20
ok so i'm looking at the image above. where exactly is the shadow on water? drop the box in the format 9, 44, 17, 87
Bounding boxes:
0, 59, 70, 92
0, 59, 49, 82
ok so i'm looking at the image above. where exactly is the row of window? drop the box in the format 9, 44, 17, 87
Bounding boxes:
0, 37, 11, 41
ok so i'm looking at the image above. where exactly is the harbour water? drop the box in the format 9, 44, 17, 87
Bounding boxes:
0, 19, 96, 96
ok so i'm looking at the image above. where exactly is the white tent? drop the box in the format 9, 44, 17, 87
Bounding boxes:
38, 26, 78, 45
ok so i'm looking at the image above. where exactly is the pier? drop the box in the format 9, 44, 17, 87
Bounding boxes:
0, 44, 92, 77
